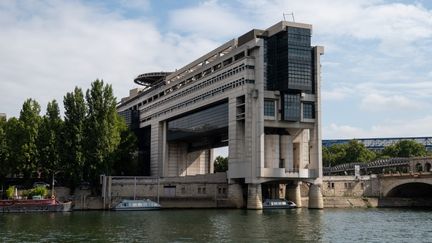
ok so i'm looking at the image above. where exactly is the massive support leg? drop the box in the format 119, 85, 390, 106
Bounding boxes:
228, 183, 244, 208
247, 183, 263, 209
308, 184, 324, 209
286, 182, 302, 207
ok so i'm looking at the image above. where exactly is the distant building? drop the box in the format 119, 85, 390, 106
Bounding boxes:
0, 113, 6, 120
322, 137, 432, 151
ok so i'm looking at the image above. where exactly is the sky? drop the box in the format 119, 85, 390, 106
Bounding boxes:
1, 0, 432, 140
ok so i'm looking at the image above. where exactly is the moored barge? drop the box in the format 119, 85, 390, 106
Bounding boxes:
0, 198, 72, 213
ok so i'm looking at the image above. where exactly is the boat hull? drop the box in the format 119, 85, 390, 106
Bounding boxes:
262, 199, 297, 209
0, 200, 72, 213
262, 205, 296, 209
113, 206, 160, 211
113, 199, 161, 211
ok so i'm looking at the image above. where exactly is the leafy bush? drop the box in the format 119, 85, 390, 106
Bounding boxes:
6, 186, 15, 199
28, 186, 48, 198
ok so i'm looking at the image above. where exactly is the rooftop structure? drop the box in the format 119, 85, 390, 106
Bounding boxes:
118, 21, 324, 209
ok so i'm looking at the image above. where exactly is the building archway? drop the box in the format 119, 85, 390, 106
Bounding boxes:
425, 163, 431, 172
386, 182, 432, 198
415, 163, 423, 172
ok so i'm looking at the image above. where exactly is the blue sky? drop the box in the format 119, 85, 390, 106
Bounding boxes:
1, 0, 432, 139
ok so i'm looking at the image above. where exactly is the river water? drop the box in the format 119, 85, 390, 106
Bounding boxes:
0, 208, 431, 242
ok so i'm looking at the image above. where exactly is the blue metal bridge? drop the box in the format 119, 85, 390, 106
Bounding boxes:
322, 137, 432, 152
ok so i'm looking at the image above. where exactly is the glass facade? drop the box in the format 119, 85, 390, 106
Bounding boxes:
118, 110, 140, 129
283, 94, 301, 121
264, 100, 276, 117
265, 27, 313, 93
287, 27, 313, 92
167, 102, 228, 142
265, 31, 288, 91
265, 26, 315, 121
303, 102, 315, 119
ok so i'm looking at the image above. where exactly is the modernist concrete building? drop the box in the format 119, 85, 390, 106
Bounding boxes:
118, 21, 324, 209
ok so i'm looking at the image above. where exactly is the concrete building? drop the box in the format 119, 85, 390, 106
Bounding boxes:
117, 21, 324, 209
0, 113, 6, 120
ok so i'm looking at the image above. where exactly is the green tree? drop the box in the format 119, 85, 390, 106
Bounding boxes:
112, 118, 138, 176
323, 140, 376, 166
0, 116, 9, 179
214, 156, 228, 172
19, 99, 42, 177
344, 140, 376, 163
38, 100, 64, 179
382, 140, 427, 157
323, 143, 348, 166
84, 80, 121, 181
4, 118, 24, 176
63, 87, 87, 186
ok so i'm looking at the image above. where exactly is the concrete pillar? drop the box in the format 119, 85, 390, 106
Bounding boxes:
281, 135, 293, 172
150, 122, 162, 176
308, 184, 324, 209
286, 182, 302, 207
228, 183, 244, 208
247, 183, 263, 209
209, 149, 214, 174
264, 134, 279, 168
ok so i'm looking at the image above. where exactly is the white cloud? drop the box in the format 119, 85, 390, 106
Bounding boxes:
359, 93, 425, 112
168, 0, 250, 38
324, 116, 432, 139
239, 0, 432, 44
325, 123, 366, 139
0, 1, 219, 117
322, 87, 354, 101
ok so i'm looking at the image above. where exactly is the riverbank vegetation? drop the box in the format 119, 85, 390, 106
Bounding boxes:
0, 80, 136, 189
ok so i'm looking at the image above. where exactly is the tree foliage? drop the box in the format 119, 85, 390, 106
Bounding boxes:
37, 100, 63, 177
63, 87, 87, 185
381, 140, 427, 158
112, 118, 138, 176
0, 116, 8, 178
0, 80, 138, 189
18, 99, 42, 177
84, 80, 121, 181
214, 156, 228, 172
323, 140, 375, 167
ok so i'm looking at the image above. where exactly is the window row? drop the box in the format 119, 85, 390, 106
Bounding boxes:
141, 64, 248, 114
141, 78, 251, 122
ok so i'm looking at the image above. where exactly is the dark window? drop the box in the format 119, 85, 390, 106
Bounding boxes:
234, 51, 245, 60
265, 27, 313, 93
167, 102, 228, 143
264, 100, 275, 117
283, 94, 300, 121
303, 102, 315, 119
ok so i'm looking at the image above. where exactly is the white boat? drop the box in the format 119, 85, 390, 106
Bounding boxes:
263, 199, 296, 209
113, 199, 161, 211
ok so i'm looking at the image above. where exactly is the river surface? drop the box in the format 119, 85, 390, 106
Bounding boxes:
0, 208, 431, 242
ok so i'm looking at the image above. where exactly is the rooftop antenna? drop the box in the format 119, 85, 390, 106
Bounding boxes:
283, 12, 295, 22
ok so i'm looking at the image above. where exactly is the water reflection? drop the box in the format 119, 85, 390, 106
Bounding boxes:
0, 209, 431, 242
